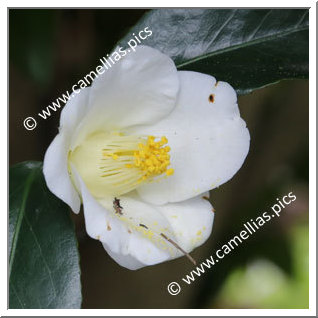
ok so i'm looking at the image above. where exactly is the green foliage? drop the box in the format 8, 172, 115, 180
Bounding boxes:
119, 9, 308, 94
213, 224, 309, 308
9, 162, 81, 309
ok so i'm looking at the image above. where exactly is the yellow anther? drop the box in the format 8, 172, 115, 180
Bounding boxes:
100, 134, 174, 195
166, 168, 174, 176
161, 136, 168, 143
126, 135, 173, 182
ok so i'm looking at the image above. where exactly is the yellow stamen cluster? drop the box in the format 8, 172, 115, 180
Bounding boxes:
99, 133, 174, 196
126, 136, 174, 181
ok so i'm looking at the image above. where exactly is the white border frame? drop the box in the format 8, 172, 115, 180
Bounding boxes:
3, 1, 316, 316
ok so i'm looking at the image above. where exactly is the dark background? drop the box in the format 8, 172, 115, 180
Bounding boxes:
9, 9, 309, 308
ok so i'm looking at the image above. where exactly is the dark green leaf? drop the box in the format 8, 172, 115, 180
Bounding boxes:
9, 162, 81, 309
118, 9, 308, 94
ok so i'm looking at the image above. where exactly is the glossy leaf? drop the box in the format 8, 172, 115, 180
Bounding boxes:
118, 9, 308, 94
9, 162, 81, 309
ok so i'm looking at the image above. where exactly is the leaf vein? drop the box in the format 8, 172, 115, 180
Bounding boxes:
295, 11, 309, 27
207, 9, 237, 47
11, 284, 24, 309
24, 214, 58, 300
176, 25, 308, 69
248, 10, 272, 41
9, 169, 36, 277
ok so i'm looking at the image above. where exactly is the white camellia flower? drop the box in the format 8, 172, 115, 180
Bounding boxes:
43, 45, 250, 270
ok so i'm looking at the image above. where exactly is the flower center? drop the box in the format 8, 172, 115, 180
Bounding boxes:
100, 135, 174, 195
69, 131, 174, 198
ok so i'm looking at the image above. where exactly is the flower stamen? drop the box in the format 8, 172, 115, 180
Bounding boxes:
128, 136, 173, 180
100, 134, 173, 195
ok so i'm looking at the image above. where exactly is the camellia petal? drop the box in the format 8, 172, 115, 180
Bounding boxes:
102, 248, 146, 270
43, 88, 90, 213
72, 169, 173, 269
157, 192, 214, 252
71, 45, 180, 149
60, 87, 91, 136
97, 193, 178, 268
100, 192, 214, 270
71, 165, 131, 253
72, 166, 214, 269
130, 71, 250, 205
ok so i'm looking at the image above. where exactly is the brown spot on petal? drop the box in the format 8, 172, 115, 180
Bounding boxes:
128, 229, 132, 234
107, 222, 112, 231
215, 81, 219, 87
113, 197, 123, 215
212, 208, 215, 213
202, 196, 210, 201
209, 94, 215, 103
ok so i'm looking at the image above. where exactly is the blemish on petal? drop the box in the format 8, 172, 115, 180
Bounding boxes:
128, 229, 132, 234
202, 196, 210, 201
215, 81, 219, 87
212, 207, 215, 213
209, 94, 215, 103
107, 222, 112, 231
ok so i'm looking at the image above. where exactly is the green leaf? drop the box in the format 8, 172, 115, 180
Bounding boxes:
9, 162, 81, 309
118, 9, 308, 94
